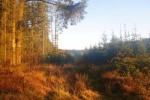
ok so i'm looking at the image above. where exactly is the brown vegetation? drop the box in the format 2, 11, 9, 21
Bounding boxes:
0, 63, 149, 100
0, 65, 101, 100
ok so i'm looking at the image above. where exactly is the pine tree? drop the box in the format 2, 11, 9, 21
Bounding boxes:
0, 0, 88, 65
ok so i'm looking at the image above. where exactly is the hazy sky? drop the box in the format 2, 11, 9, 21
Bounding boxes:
59, 0, 150, 50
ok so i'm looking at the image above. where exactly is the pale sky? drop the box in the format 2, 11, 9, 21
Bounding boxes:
59, 0, 150, 50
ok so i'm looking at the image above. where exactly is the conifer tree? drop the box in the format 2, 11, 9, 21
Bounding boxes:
0, 0, 88, 65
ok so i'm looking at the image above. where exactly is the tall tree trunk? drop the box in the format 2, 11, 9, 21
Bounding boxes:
0, 0, 7, 63
10, 0, 16, 65
16, 0, 25, 65
0, 0, 3, 62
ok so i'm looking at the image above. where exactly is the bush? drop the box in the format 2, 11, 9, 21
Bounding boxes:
101, 70, 150, 99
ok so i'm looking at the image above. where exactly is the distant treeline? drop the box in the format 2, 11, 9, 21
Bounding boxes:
45, 35, 150, 66
77, 36, 150, 66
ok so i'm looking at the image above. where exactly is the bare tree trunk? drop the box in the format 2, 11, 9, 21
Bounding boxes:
10, 0, 16, 65
16, 0, 25, 65
0, 0, 7, 63
0, 0, 3, 62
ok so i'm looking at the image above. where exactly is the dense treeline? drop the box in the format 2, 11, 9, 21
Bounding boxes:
0, 0, 87, 65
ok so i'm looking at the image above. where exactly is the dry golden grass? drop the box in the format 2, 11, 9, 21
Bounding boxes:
0, 64, 102, 100
0, 64, 149, 100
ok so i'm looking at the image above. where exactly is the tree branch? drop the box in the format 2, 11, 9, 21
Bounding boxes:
26, 0, 57, 5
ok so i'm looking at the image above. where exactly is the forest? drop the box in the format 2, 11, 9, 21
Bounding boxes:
0, 0, 150, 100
